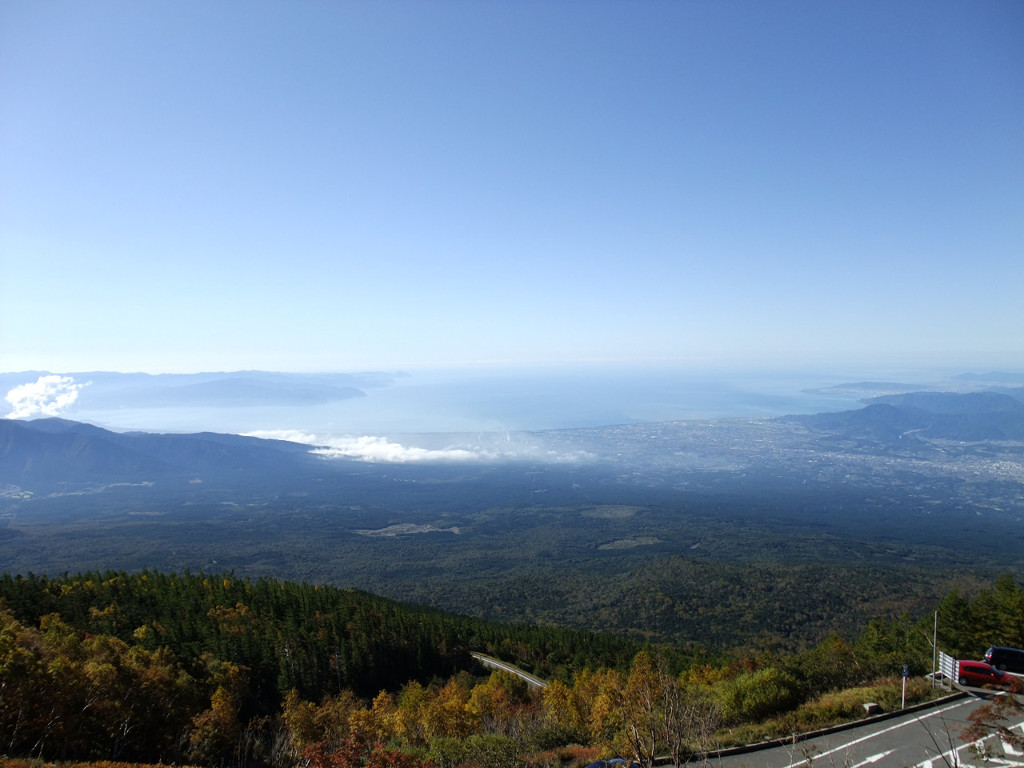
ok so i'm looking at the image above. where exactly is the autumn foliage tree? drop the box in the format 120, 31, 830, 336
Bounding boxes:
0, 608, 203, 761
3, 569, 1023, 768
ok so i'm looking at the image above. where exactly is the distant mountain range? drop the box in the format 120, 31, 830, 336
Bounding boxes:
787, 388, 1024, 442
81, 374, 368, 408
4, 387, 1023, 494
802, 371, 1024, 398
0, 370, 403, 414
0, 417, 319, 491
952, 371, 1024, 384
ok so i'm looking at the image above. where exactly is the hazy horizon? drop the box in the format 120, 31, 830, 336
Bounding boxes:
5, 364, 1021, 446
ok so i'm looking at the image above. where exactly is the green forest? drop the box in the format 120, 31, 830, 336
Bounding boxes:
2, 571, 1022, 768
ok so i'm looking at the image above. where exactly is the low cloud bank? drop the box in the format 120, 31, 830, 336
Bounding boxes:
314, 435, 480, 462
5, 375, 87, 419
246, 429, 594, 464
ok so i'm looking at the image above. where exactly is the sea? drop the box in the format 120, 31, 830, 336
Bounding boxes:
63, 366, 876, 439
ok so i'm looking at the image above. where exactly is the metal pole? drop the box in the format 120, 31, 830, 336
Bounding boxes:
902, 664, 908, 709
932, 610, 938, 689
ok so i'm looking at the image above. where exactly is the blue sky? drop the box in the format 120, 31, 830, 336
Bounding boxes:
2, 1, 1022, 375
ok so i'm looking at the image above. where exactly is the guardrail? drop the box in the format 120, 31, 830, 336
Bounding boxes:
938, 650, 957, 688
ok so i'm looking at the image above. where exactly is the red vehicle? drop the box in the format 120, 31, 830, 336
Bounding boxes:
958, 660, 1008, 688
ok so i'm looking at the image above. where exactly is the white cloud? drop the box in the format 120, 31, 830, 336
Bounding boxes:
313, 435, 481, 463
245, 429, 594, 464
5, 375, 87, 419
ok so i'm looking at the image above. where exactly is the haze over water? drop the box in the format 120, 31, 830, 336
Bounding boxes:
67, 367, 876, 438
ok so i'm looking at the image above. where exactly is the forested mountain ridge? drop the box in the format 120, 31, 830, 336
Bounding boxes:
786, 389, 1024, 441
2, 570, 1022, 768
0, 571, 639, 697
0, 570, 642, 764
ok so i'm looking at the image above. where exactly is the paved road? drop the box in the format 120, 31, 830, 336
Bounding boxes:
470, 652, 548, 688
700, 695, 1023, 768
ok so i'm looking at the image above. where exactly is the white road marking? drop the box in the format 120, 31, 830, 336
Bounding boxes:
910, 720, 1024, 768
911, 738, 984, 768
778, 700, 975, 768
1004, 723, 1024, 757
849, 750, 895, 768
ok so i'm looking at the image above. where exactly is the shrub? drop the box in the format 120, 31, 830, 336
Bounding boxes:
526, 745, 600, 768
527, 723, 589, 751
794, 676, 939, 730
429, 734, 522, 768
718, 667, 802, 724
